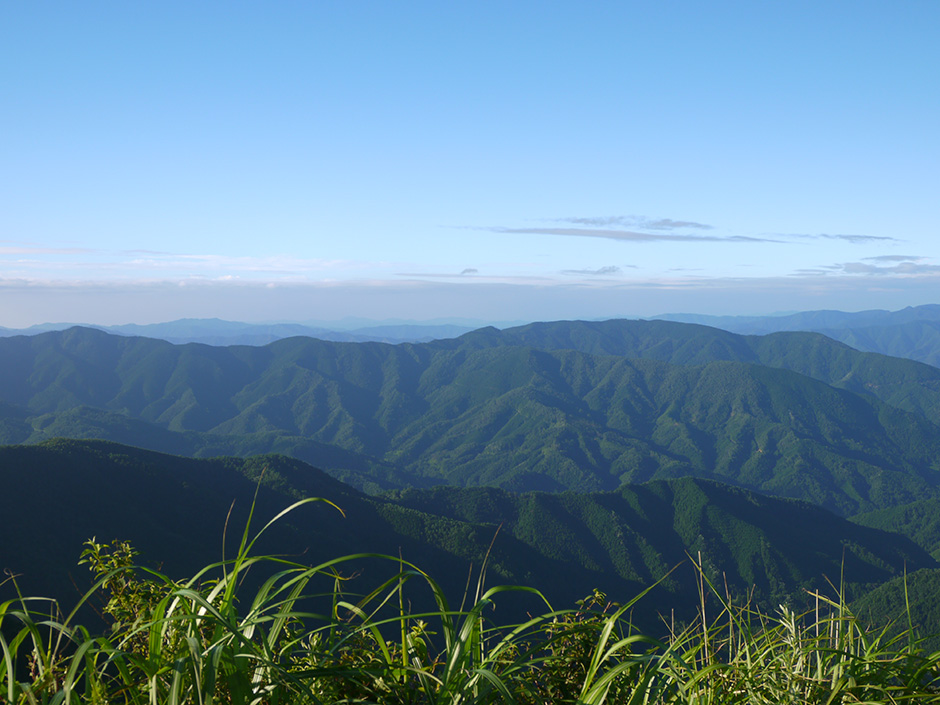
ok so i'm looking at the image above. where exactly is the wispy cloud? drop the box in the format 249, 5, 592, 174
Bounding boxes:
394, 271, 553, 283
791, 267, 838, 277
840, 261, 940, 275
486, 226, 775, 243
791, 257, 940, 277
781, 233, 900, 244
560, 265, 626, 276
862, 255, 922, 263
553, 216, 713, 231
472, 214, 775, 243
468, 217, 896, 247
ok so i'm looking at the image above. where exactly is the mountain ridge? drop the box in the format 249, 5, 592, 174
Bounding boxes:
3, 323, 940, 513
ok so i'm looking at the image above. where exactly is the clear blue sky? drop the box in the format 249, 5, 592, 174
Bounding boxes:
2, 1, 938, 326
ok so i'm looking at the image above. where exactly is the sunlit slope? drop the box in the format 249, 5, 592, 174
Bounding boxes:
442, 318, 940, 423
852, 498, 940, 561
819, 319, 940, 369
652, 305, 940, 369
1, 328, 940, 512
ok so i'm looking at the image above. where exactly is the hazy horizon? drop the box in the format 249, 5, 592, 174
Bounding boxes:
6, 303, 937, 336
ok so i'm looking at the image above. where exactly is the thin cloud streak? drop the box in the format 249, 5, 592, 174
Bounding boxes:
841, 261, 940, 276
395, 271, 555, 283
552, 216, 714, 231
488, 226, 776, 243
791, 258, 940, 277
781, 233, 900, 244
487, 217, 896, 246
863, 255, 923, 262
560, 265, 624, 276
819, 234, 899, 244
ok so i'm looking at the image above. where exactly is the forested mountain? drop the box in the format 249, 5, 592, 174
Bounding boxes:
851, 568, 940, 649
1, 439, 931, 628
852, 498, 940, 560
815, 320, 940, 369
652, 304, 940, 335
7, 315, 940, 655
441, 318, 940, 424
2, 324, 940, 513
652, 305, 940, 368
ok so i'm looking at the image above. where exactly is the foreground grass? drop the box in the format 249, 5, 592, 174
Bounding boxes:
2, 498, 940, 704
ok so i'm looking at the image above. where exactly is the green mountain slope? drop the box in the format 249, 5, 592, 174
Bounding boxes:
13, 404, 408, 492
443, 318, 940, 424
1, 327, 940, 512
653, 305, 940, 369
652, 304, 940, 335
1, 440, 932, 627
817, 320, 940, 369
387, 478, 933, 603
851, 568, 940, 649
0, 439, 494, 623
852, 499, 940, 561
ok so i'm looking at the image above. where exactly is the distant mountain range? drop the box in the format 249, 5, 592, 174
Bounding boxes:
3, 320, 940, 514
654, 304, 940, 368
0, 318, 490, 346
654, 304, 940, 333
7, 305, 940, 366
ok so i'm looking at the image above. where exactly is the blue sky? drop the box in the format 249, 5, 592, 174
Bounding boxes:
2, 1, 939, 326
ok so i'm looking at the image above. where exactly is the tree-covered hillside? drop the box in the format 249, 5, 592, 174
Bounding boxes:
653, 305, 940, 369
851, 568, 940, 651
2, 325, 940, 512
442, 318, 940, 424
852, 498, 940, 560
1, 439, 932, 627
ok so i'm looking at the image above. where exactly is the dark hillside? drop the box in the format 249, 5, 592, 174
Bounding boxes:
388, 477, 934, 602
1, 440, 933, 629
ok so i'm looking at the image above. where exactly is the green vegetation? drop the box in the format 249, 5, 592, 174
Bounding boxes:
2, 439, 934, 634
6, 318, 940, 701
448, 318, 940, 425
653, 304, 940, 369
852, 568, 940, 652
3, 324, 940, 512
852, 498, 940, 560
3, 500, 940, 704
